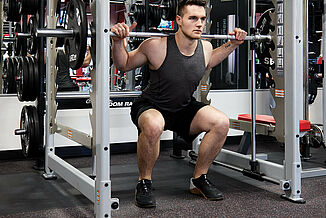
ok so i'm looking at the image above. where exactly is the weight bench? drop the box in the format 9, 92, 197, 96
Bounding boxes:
231, 114, 311, 154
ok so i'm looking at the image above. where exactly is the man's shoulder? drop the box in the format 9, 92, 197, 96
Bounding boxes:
141, 37, 166, 52
201, 39, 212, 49
144, 37, 166, 46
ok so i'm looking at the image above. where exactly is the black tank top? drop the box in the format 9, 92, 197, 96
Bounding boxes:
142, 36, 206, 112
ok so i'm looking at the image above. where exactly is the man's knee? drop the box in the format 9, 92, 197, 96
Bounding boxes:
138, 110, 165, 142
212, 112, 229, 136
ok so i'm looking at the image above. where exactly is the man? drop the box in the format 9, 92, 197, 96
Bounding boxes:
111, 0, 247, 208
43, 46, 91, 91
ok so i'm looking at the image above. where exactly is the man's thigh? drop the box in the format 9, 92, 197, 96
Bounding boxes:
189, 105, 228, 136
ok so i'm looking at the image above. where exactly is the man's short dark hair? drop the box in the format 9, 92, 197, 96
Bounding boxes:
177, 0, 207, 16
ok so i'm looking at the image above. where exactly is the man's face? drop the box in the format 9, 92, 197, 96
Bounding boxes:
176, 5, 206, 39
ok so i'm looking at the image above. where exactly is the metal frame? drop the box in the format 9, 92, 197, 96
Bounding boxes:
192, 0, 326, 203
41, 0, 326, 217
43, 0, 118, 217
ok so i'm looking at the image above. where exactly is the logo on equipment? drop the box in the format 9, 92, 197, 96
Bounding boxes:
109, 98, 134, 108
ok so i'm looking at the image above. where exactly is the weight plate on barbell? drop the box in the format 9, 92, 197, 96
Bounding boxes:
64, 0, 88, 70
255, 8, 275, 71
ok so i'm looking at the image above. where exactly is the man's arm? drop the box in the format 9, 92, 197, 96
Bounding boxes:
111, 22, 148, 72
207, 28, 247, 69
82, 46, 91, 68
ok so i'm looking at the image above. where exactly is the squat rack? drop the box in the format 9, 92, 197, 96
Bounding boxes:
42, 0, 326, 217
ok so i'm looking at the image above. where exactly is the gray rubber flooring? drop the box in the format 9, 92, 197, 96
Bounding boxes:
0, 140, 326, 218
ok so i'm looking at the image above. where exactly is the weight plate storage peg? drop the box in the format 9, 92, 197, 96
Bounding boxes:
15, 105, 41, 158
64, 0, 88, 70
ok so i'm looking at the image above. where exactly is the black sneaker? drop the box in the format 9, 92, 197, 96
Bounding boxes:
135, 179, 156, 208
190, 174, 224, 201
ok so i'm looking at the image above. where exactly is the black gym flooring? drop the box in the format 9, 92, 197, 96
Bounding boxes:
1, 136, 326, 218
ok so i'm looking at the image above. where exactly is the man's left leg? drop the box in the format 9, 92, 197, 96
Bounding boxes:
188, 105, 229, 200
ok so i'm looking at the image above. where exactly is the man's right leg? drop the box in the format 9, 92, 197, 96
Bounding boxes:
135, 109, 165, 208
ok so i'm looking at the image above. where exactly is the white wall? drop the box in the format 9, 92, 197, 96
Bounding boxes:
0, 95, 34, 151
208, 89, 274, 135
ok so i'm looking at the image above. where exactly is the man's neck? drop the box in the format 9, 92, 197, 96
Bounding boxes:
174, 31, 198, 56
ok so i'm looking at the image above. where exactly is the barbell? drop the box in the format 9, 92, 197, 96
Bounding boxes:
14, 28, 271, 41
7, 0, 273, 71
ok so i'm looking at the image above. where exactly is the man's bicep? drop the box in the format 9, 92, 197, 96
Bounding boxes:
125, 48, 148, 70
208, 45, 229, 69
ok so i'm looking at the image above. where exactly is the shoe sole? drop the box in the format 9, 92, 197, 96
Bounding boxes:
134, 200, 156, 208
134, 192, 156, 208
190, 187, 224, 201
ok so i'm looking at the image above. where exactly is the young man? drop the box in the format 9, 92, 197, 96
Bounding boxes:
111, 0, 247, 208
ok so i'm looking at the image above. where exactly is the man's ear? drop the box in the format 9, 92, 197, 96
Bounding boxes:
176, 15, 182, 26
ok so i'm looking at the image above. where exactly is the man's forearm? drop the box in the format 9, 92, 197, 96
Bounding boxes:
210, 41, 240, 68
112, 40, 129, 70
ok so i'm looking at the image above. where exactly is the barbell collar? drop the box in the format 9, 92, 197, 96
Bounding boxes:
110, 32, 272, 41
36, 28, 75, 38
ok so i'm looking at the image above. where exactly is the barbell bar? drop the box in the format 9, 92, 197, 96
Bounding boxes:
33, 28, 271, 41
